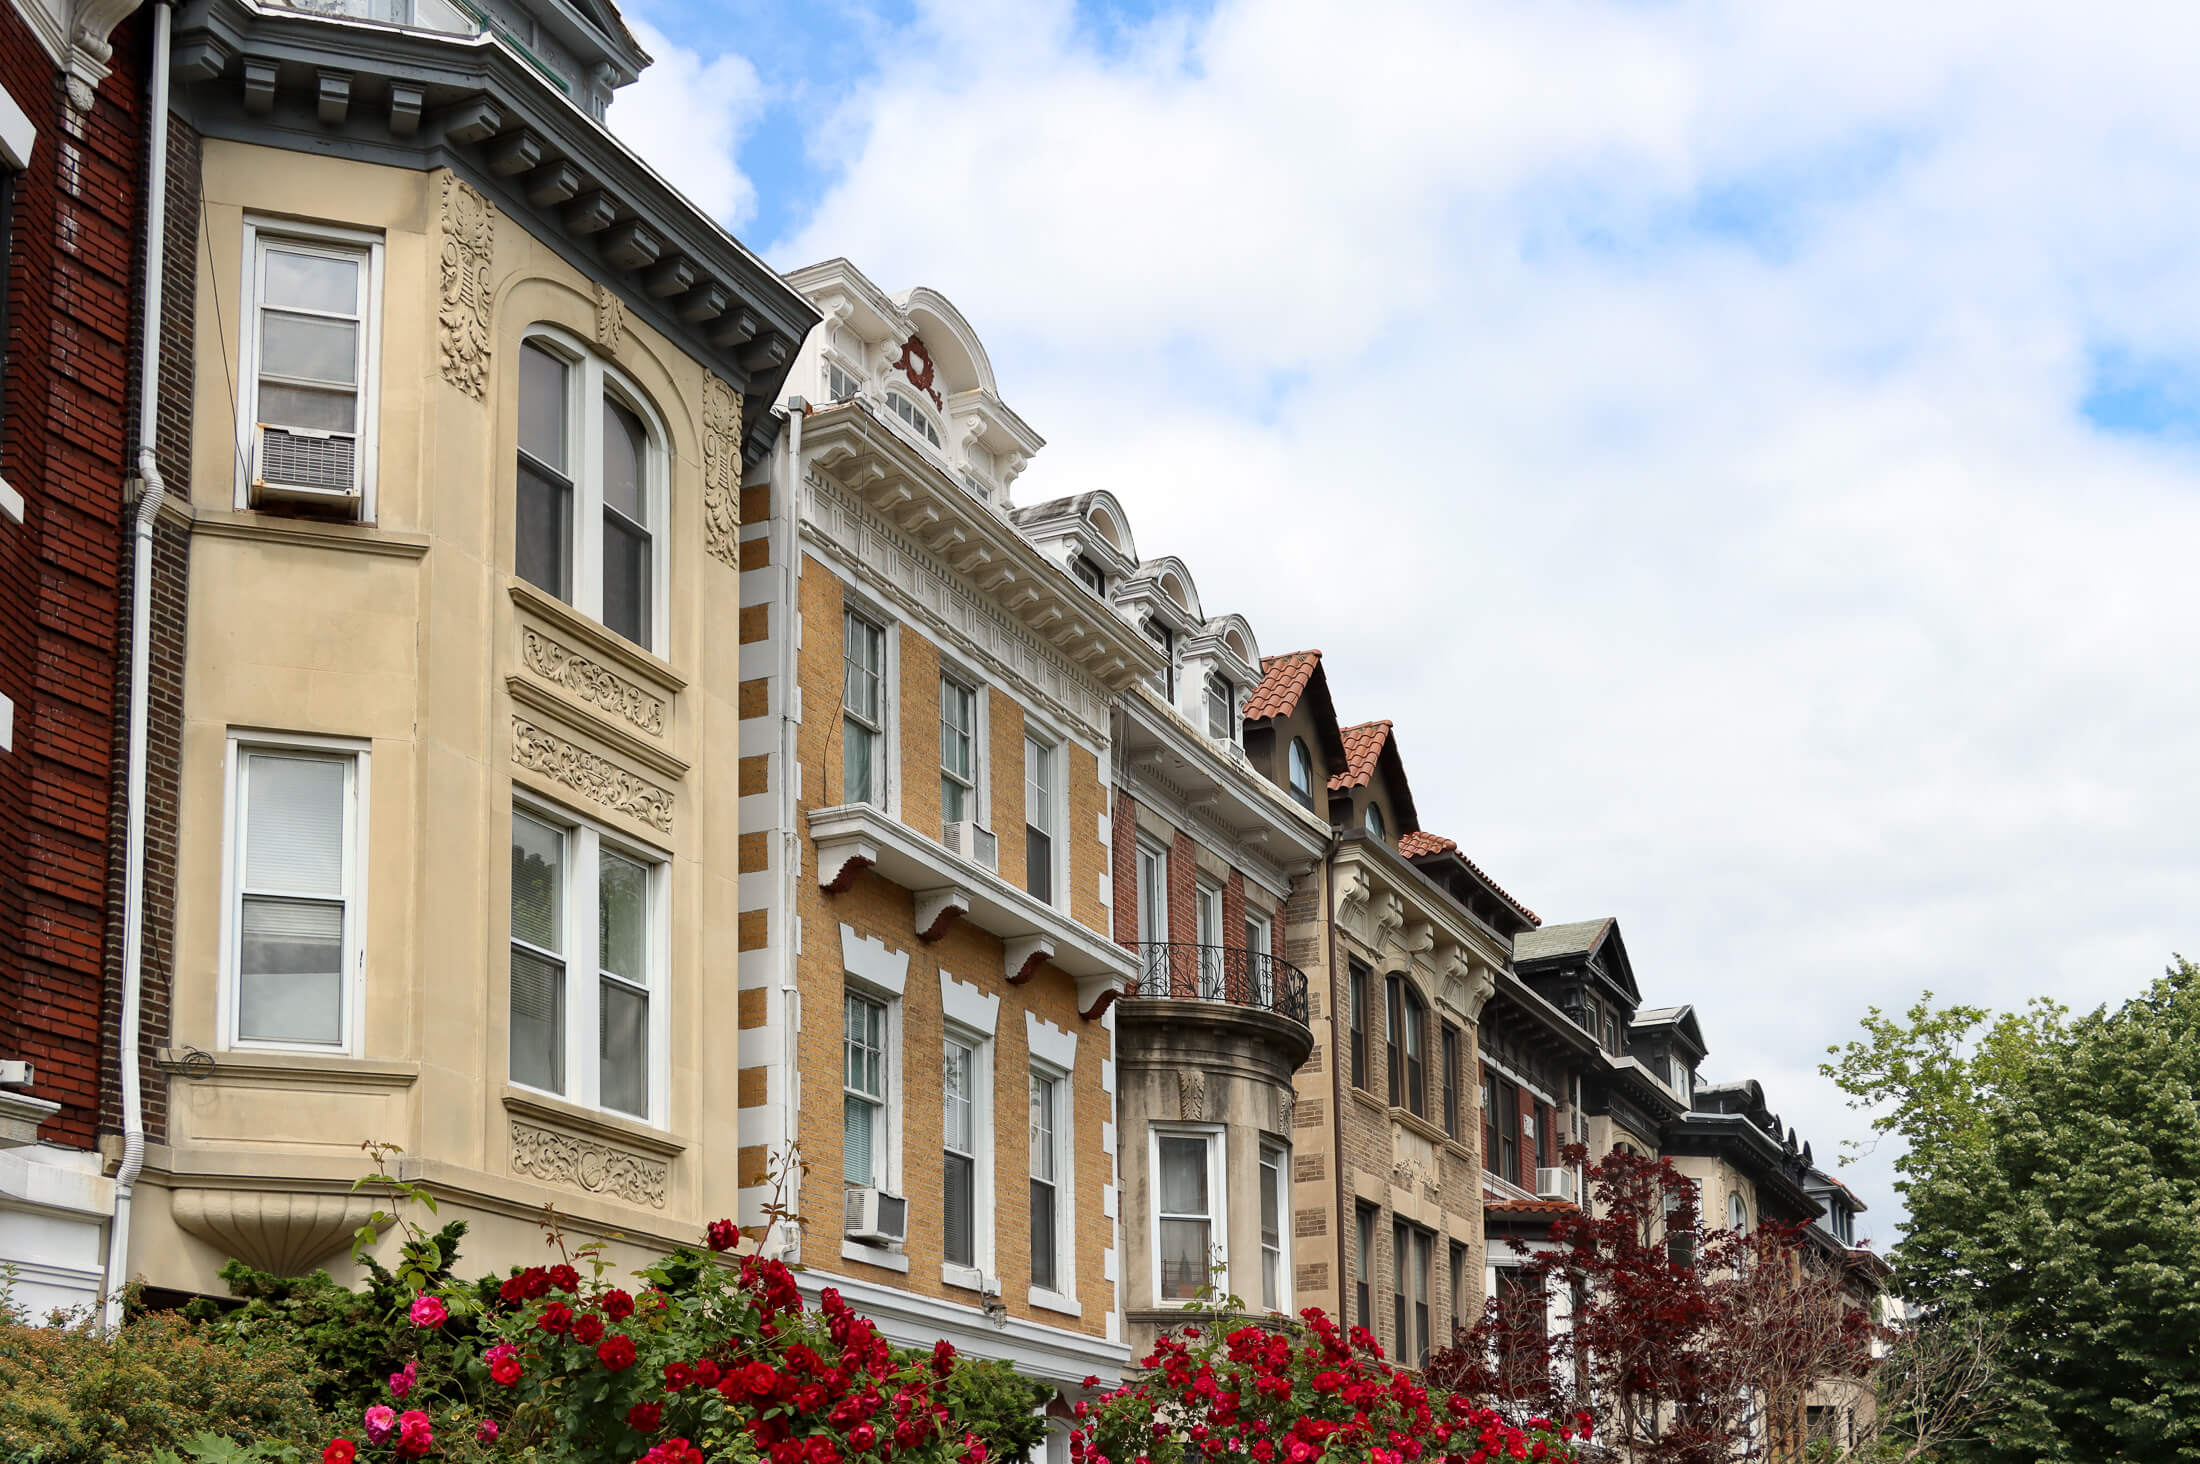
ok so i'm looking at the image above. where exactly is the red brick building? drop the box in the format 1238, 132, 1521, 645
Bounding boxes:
0, 0, 152, 1316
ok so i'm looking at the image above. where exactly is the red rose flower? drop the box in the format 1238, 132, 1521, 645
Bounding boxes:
849, 1423, 878, 1451
598, 1333, 638, 1371
932, 1339, 956, 1377
572, 1313, 605, 1346
547, 1263, 580, 1292
663, 1362, 693, 1393
486, 1342, 524, 1387
601, 1287, 636, 1319
706, 1218, 739, 1251
692, 1358, 722, 1388
322, 1442, 356, 1464
627, 1401, 664, 1432
745, 1360, 780, 1397
537, 1301, 574, 1334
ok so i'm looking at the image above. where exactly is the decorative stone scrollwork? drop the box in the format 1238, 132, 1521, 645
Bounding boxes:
511, 716, 674, 833
701, 374, 743, 569
595, 282, 627, 353
520, 629, 666, 735
1177, 1069, 1207, 1122
510, 1121, 668, 1209
1372, 891, 1407, 953
1276, 1090, 1296, 1133
437, 176, 495, 399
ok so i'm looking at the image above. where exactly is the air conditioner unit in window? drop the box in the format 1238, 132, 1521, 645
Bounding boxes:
1536, 1167, 1580, 1204
252, 424, 361, 513
844, 1187, 908, 1246
942, 820, 998, 872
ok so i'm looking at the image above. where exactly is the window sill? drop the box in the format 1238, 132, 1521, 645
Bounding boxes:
1028, 1286, 1080, 1318
941, 1263, 985, 1292
508, 578, 687, 695
1387, 1106, 1451, 1146
501, 1087, 684, 1157
161, 1047, 420, 1090
843, 1239, 910, 1273
193, 506, 430, 559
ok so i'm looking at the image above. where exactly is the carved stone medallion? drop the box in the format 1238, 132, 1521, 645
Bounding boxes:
510, 1121, 667, 1209
437, 175, 495, 399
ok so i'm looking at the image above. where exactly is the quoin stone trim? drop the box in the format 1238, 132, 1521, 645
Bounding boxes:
509, 1121, 669, 1209
520, 628, 666, 735
511, 715, 674, 833
437, 174, 494, 398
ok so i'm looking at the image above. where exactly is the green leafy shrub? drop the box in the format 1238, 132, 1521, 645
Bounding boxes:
0, 1294, 330, 1463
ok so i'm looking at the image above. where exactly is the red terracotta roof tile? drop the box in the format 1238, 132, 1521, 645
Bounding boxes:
1246, 650, 1321, 721
1330, 719, 1391, 791
1484, 1198, 1578, 1215
1397, 828, 1542, 927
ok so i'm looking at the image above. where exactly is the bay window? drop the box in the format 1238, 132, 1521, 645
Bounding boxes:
1154, 1130, 1222, 1302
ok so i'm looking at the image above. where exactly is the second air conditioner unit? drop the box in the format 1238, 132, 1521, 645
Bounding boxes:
1536, 1167, 1580, 1204
844, 1187, 908, 1247
942, 820, 998, 873
251, 423, 362, 514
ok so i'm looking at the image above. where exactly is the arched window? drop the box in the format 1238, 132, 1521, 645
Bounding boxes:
1287, 738, 1315, 809
884, 389, 941, 447
1728, 1192, 1748, 1235
516, 329, 666, 652
1384, 974, 1426, 1118
1364, 802, 1387, 841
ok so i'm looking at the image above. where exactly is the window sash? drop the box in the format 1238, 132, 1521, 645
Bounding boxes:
1030, 1070, 1062, 1292
1025, 736, 1055, 903
1259, 1146, 1285, 1312
233, 747, 358, 1049
1155, 1133, 1215, 1300
1349, 965, 1369, 1089
940, 677, 976, 825
843, 613, 886, 806
1204, 674, 1233, 740
1137, 845, 1169, 945
1441, 1026, 1461, 1137
1355, 1204, 1376, 1335
844, 993, 888, 1187
1287, 738, 1314, 807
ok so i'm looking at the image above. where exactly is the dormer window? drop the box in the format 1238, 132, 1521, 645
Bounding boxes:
1364, 802, 1386, 841
1670, 1054, 1693, 1103
1144, 621, 1175, 700
825, 361, 861, 403
1205, 672, 1235, 742
1072, 556, 1106, 597
884, 389, 941, 448
1287, 738, 1315, 810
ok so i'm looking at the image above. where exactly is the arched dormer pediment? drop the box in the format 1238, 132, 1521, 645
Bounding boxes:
1128, 556, 1203, 627
897, 289, 997, 398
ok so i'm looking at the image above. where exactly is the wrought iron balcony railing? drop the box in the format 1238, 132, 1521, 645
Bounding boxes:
1125, 942, 1310, 1027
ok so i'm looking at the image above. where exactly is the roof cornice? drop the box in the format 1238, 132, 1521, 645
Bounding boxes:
169, 0, 818, 463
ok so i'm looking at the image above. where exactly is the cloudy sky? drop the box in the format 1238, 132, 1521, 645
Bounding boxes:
608, 0, 2200, 1242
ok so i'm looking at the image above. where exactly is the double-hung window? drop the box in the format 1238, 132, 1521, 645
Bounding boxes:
1355, 1203, 1378, 1335
844, 993, 889, 1185
1025, 735, 1056, 903
940, 676, 977, 831
1259, 1144, 1289, 1312
227, 739, 364, 1049
1030, 1067, 1066, 1292
1204, 672, 1235, 742
942, 1035, 978, 1268
1154, 1131, 1220, 1301
1498, 1082, 1520, 1185
824, 361, 861, 402
1386, 976, 1426, 1117
1441, 1024, 1462, 1138
842, 612, 886, 805
1194, 879, 1224, 998
508, 804, 663, 1120
1348, 961, 1370, 1089
1143, 621, 1175, 700
242, 224, 379, 511
1244, 910, 1273, 1008
516, 334, 663, 649
1450, 1241, 1472, 1337
1392, 1220, 1432, 1366
1136, 841, 1169, 989
1481, 1071, 1499, 1175
1287, 738, 1315, 810
1072, 556, 1106, 597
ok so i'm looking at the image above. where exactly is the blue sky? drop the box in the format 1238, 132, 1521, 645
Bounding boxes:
605, 0, 2200, 1238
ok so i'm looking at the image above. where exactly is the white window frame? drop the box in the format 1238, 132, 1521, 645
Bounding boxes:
218, 732, 370, 1055
1204, 671, 1236, 743
840, 604, 894, 811
1137, 840, 1169, 945
1022, 720, 1065, 909
1149, 1122, 1227, 1307
842, 987, 893, 1192
1729, 1191, 1749, 1235
823, 357, 863, 403
1259, 1142, 1291, 1314
1244, 907, 1273, 1007
883, 387, 943, 449
1027, 1060, 1076, 1310
506, 792, 672, 1125
939, 1023, 995, 1289
235, 217, 385, 517
939, 671, 980, 832
514, 325, 672, 655
1194, 877, 1224, 998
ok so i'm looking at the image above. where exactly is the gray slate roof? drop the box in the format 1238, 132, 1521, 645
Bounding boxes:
1512, 917, 1612, 964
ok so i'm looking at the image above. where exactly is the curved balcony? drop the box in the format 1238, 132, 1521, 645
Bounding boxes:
1124, 942, 1310, 1028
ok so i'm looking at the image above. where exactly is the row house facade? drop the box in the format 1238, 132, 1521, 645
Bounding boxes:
58, 0, 818, 1310
0, 0, 152, 1318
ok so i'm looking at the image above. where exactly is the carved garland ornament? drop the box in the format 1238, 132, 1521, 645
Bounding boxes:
511, 716, 674, 833
521, 629, 666, 735
891, 334, 943, 410
510, 1121, 668, 1209
701, 374, 743, 568
595, 282, 628, 353
1177, 1069, 1207, 1122
437, 176, 495, 399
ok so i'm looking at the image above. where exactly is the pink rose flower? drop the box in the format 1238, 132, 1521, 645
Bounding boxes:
409, 1295, 448, 1329
388, 1359, 418, 1398
363, 1405, 397, 1445
477, 1419, 501, 1444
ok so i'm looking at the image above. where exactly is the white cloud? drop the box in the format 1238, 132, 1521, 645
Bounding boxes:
708, 0, 2200, 1234
607, 18, 767, 227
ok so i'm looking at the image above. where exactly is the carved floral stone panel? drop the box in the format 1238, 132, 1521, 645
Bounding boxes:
438, 175, 495, 399
595, 282, 627, 353
520, 628, 666, 735
511, 715, 674, 833
509, 1121, 668, 1209
702, 374, 742, 568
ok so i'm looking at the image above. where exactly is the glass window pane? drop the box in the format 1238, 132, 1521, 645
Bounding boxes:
260, 312, 358, 385
1261, 1155, 1281, 1242
1025, 827, 1051, 904
509, 944, 566, 1092
944, 1151, 974, 1266
843, 1095, 876, 1184
600, 977, 647, 1117
942, 1041, 973, 1152
843, 724, 875, 806
237, 896, 342, 1043
598, 851, 647, 982
1030, 1178, 1057, 1290
516, 459, 572, 600
601, 510, 650, 645
244, 754, 346, 896
1158, 1218, 1210, 1299
518, 343, 567, 470
1024, 739, 1053, 832
942, 777, 968, 825
602, 397, 648, 523
263, 247, 359, 313
509, 814, 563, 952
1158, 1136, 1208, 1215
1029, 1073, 1056, 1180
257, 382, 357, 433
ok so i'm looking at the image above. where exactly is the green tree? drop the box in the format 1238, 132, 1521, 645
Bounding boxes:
1825, 959, 2200, 1461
